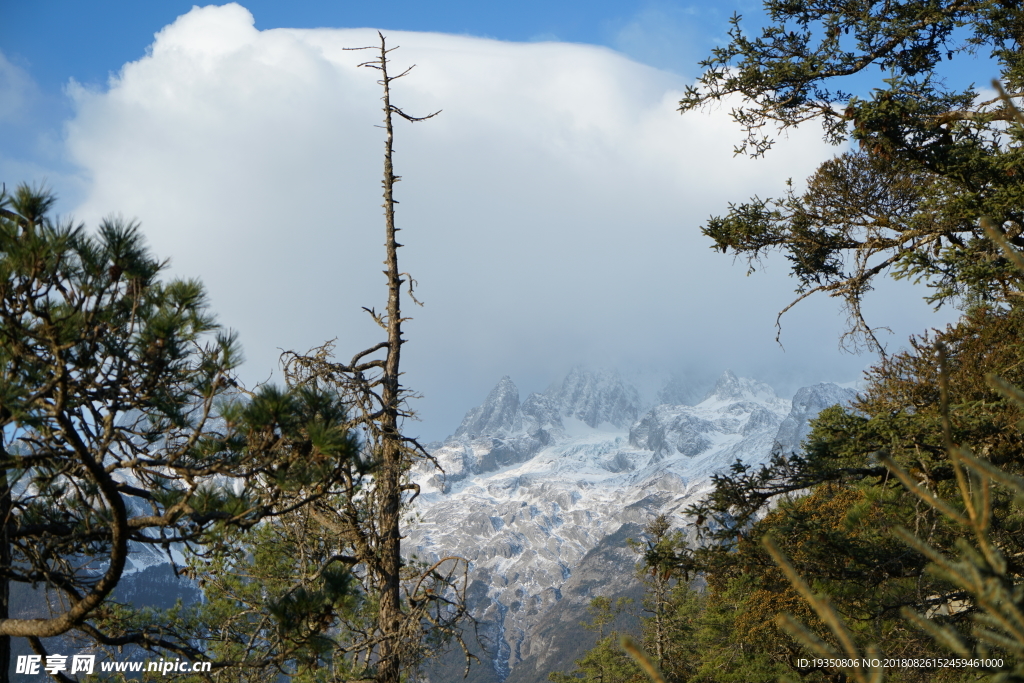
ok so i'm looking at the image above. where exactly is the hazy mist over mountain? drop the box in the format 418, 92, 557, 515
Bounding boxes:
6, 5, 956, 440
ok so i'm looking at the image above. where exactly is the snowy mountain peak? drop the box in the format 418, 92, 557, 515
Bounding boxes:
454, 376, 521, 439
774, 382, 859, 455
410, 368, 858, 682
700, 369, 777, 405
548, 366, 642, 429
629, 370, 789, 459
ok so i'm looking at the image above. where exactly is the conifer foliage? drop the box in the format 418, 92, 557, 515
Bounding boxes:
553, 1, 1024, 681
0, 183, 359, 680
680, 0, 1024, 352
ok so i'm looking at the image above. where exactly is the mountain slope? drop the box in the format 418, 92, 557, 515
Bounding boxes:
410, 368, 857, 681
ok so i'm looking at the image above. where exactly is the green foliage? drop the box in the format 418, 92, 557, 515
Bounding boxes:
762, 359, 1024, 682
563, 257, 1024, 683
547, 634, 641, 683
550, 520, 793, 683
616, 234, 1024, 682
549, 596, 642, 683
753, 209, 1024, 683
680, 0, 1024, 350
172, 511, 368, 683
576, 6, 1024, 682
632, 517, 699, 681
0, 183, 360, 669
0, 182, 231, 645
659, 301, 1024, 681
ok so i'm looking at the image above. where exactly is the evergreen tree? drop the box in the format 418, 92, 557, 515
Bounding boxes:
646, 299, 1024, 681
548, 596, 641, 683
631, 517, 696, 682
762, 331, 1024, 682
679, 0, 1024, 351
610, 77, 1024, 683
578, 4, 1024, 681
0, 184, 359, 681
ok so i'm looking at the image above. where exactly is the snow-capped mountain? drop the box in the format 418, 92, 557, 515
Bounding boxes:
408, 368, 858, 682
774, 381, 861, 455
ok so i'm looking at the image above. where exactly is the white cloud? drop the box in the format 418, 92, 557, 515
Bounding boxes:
64, 3, 952, 439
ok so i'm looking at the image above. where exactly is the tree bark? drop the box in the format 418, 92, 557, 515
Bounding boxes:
1, 452, 10, 683
281, 34, 442, 681
376, 32, 406, 683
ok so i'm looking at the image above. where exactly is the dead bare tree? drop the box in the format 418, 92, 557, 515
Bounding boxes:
279, 33, 471, 683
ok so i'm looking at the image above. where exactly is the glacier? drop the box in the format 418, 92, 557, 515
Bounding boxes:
407, 367, 857, 682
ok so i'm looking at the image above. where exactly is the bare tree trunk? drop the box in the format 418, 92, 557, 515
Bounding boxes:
0, 460, 9, 683
283, 35, 454, 683
375, 33, 417, 683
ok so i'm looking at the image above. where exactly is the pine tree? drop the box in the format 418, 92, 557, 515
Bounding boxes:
679, 0, 1024, 352
548, 596, 641, 683
593, 4, 1024, 681
759, 106, 1024, 683
0, 183, 360, 682
623, 85, 1024, 683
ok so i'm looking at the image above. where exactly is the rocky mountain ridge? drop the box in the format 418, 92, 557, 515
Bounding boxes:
408, 368, 857, 682
43, 367, 855, 682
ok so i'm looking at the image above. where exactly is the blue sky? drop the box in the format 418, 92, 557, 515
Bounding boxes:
5, 1, 739, 85
1, 2, 964, 439
4, 1, 742, 200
